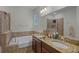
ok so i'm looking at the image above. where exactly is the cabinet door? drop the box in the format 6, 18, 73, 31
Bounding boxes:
32, 36, 41, 53
32, 38, 36, 52
42, 47, 49, 53
35, 39, 41, 53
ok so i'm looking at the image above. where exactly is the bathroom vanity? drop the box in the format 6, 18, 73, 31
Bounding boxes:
32, 36, 60, 53
32, 34, 79, 53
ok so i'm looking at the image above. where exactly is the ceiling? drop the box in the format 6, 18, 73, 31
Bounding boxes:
25, 6, 46, 11
9, 6, 38, 11
25, 6, 38, 10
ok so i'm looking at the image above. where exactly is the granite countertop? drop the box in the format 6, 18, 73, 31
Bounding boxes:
33, 34, 79, 53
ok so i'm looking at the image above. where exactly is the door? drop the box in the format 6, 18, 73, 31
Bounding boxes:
57, 18, 64, 36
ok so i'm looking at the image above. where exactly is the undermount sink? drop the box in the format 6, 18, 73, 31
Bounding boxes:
51, 41, 69, 49
35, 35, 45, 38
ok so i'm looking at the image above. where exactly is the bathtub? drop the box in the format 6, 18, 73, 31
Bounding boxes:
9, 36, 32, 48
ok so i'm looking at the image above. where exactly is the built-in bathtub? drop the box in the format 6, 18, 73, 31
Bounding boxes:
9, 36, 32, 48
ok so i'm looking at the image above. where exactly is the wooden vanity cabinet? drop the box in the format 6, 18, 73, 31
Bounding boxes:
32, 36, 41, 53
41, 47, 49, 53
32, 36, 60, 53
32, 37, 36, 52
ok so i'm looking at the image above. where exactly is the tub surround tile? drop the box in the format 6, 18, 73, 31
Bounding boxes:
12, 31, 34, 37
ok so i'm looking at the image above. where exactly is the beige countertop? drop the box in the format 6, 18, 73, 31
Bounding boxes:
33, 34, 79, 53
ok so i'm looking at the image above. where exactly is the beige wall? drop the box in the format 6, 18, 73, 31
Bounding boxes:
10, 7, 33, 32
76, 7, 79, 39
0, 6, 34, 32
0, 6, 79, 40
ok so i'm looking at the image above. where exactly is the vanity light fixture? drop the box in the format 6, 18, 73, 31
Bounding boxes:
44, 8, 47, 11
40, 7, 47, 14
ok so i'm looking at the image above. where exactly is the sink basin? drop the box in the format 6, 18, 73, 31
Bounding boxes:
35, 35, 45, 38
52, 41, 69, 49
